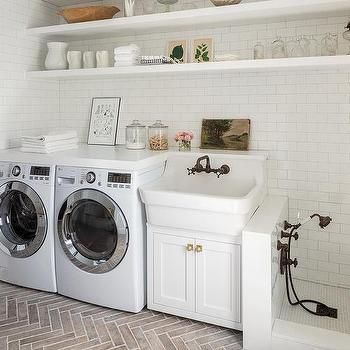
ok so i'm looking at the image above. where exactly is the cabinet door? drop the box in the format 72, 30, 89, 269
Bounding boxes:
196, 240, 241, 322
153, 233, 195, 311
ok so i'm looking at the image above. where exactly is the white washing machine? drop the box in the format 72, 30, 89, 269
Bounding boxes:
54, 163, 164, 312
0, 162, 56, 292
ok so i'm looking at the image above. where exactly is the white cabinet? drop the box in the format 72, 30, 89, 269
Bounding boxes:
153, 234, 195, 311
196, 240, 240, 322
148, 227, 241, 330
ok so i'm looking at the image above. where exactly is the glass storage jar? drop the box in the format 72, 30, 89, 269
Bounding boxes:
149, 120, 168, 150
125, 120, 146, 150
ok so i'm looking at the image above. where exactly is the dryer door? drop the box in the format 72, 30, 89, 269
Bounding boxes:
0, 181, 47, 258
57, 189, 129, 274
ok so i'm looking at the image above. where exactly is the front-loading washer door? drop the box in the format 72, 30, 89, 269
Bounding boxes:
57, 189, 129, 274
0, 181, 47, 258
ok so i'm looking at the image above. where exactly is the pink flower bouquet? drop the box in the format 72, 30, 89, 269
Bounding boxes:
175, 131, 193, 151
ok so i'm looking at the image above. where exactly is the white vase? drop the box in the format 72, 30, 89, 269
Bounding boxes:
124, 0, 136, 17
45, 42, 68, 70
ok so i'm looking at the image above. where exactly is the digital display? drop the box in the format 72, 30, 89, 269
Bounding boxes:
108, 173, 131, 184
30, 166, 50, 177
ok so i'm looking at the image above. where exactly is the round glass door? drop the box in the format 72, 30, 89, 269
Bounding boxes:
57, 189, 129, 274
0, 182, 47, 258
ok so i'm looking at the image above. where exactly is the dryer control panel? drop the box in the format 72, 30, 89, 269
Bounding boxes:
57, 167, 133, 191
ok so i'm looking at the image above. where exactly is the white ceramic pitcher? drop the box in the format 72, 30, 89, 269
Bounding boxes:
45, 42, 68, 70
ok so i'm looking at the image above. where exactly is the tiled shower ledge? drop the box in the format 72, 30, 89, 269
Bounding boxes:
28, 0, 350, 40
27, 55, 350, 80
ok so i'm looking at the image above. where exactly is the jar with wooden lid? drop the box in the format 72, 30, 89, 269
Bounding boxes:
149, 120, 168, 150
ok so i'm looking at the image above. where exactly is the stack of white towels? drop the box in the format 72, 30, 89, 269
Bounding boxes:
20, 130, 79, 154
114, 44, 140, 67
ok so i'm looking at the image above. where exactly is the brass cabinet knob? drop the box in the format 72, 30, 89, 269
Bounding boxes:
186, 244, 194, 252
195, 245, 203, 253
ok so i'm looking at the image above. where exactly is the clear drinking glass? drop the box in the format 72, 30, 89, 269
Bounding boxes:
299, 35, 310, 57
143, 2, 156, 14
291, 37, 304, 57
286, 37, 297, 58
321, 33, 338, 56
343, 22, 350, 55
308, 36, 320, 57
157, 0, 178, 12
271, 37, 286, 58
254, 42, 265, 59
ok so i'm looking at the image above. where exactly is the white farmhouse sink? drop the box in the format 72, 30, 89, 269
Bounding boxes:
140, 151, 267, 236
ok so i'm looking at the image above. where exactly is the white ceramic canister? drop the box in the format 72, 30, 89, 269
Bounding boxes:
45, 42, 68, 70
67, 51, 82, 69
83, 51, 96, 69
96, 51, 110, 68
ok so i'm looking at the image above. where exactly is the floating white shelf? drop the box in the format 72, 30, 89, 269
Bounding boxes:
28, 0, 350, 40
42, 0, 100, 6
27, 56, 350, 80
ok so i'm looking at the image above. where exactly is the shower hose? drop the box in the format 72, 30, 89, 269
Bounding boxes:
284, 226, 336, 318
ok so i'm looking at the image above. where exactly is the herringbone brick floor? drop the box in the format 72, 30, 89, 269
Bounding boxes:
0, 281, 243, 350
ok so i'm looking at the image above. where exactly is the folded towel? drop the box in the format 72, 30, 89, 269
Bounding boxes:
22, 137, 79, 148
114, 56, 139, 61
114, 45, 140, 55
114, 55, 139, 61
20, 143, 79, 154
21, 130, 78, 144
114, 62, 138, 67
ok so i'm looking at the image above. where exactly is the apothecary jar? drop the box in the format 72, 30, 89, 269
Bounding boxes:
149, 120, 168, 151
126, 120, 146, 150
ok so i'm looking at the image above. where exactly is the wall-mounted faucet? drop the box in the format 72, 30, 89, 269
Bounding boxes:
187, 155, 230, 178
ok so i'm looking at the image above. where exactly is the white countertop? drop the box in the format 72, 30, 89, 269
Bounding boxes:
0, 144, 268, 171
0, 145, 168, 171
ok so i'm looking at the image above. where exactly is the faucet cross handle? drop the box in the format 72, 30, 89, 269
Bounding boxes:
216, 164, 230, 178
187, 167, 196, 176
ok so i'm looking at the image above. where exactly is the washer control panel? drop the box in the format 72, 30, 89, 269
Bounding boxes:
0, 163, 52, 184
29, 166, 51, 183
107, 172, 132, 190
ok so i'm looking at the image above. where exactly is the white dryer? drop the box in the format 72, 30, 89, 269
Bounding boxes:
0, 162, 56, 292
54, 163, 164, 312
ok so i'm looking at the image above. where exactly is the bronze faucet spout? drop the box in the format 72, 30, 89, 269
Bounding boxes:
187, 155, 230, 178
195, 155, 211, 172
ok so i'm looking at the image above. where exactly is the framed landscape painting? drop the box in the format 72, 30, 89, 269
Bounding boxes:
200, 119, 250, 151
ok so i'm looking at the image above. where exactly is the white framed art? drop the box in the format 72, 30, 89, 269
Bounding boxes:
87, 97, 121, 146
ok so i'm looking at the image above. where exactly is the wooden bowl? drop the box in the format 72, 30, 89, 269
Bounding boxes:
210, 0, 242, 6
58, 6, 120, 24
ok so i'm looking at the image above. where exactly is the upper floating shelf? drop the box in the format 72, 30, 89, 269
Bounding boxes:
42, 0, 98, 6
27, 56, 350, 80
29, 0, 350, 40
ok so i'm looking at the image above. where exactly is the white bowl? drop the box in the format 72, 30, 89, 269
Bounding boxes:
210, 0, 242, 6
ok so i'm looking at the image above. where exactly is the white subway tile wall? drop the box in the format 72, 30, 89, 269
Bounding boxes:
60, 7, 350, 288
0, 0, 60, 148
1, 0, 350, 288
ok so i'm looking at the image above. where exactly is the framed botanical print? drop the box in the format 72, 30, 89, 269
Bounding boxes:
192, 38, 214, 63
167, 39, 188, 63
87, 97, 121, 146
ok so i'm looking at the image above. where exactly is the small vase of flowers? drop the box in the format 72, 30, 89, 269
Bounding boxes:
175, 131, 193, 151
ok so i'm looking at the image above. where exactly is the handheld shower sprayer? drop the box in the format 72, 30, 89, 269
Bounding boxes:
280, 213, 337, 319
284, 213, 332, 231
